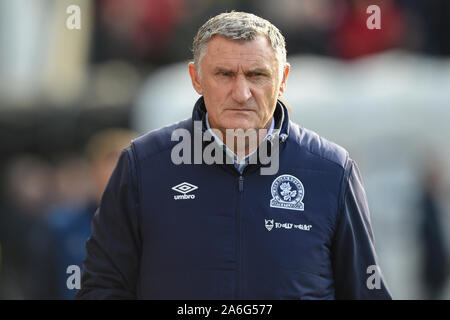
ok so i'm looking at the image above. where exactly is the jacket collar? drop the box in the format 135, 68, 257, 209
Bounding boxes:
190, 96, 291, 175
191, 96, 290, 141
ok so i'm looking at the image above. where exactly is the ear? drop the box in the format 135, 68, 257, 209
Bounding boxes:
189, 62, 203, 95
278, 63, 290, 96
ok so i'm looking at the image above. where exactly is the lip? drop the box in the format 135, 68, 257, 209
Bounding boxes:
226, 109, 255, 112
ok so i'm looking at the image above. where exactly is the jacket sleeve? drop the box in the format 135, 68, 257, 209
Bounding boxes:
331, 159, 392, 299
76, 147, 141, 299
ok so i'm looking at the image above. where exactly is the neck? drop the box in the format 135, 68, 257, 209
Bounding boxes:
221, 117, 273, 160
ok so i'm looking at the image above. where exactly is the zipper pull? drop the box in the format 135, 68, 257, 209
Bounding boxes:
238, 176, 244, 192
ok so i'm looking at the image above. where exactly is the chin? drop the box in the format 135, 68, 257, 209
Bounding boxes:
224, 121, 254, 131
222, 116, 256, 130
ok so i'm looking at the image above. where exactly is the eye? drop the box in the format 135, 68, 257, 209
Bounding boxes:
217, 71, 231, 77
249, 72, 265, 77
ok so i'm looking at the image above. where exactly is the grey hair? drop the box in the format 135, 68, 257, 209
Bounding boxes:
192, 11, 287, 78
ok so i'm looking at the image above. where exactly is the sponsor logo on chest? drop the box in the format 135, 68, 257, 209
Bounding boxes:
265, 219, 312, 232
172, 182, 198, 200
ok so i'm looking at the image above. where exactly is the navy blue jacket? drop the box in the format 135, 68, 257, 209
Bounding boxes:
77, 97, 392, 299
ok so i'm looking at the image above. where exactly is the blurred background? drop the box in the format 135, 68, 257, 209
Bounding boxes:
0, 0, 449, 299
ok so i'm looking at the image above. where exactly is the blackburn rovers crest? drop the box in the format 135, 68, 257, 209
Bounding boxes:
270, 174, 304, 211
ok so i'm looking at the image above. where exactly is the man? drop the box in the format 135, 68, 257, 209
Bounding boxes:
46, 128, 136, 299
77, 12, 392, 299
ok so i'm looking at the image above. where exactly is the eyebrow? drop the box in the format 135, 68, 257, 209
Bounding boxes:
213, 66, 272, 75
213, 67, 233, 73
247, 68, 271, 75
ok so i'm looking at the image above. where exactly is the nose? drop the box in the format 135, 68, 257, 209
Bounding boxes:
231, 74, 252, 104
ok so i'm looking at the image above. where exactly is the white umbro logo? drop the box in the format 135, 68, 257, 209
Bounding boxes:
172, 182, 198, 200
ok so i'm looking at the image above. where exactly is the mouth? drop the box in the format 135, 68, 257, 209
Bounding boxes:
226, 108, 255, 113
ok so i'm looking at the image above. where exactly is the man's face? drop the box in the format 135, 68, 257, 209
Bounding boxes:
189, 35, 289, 133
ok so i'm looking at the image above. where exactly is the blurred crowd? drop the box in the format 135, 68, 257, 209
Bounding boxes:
90, 0, 450, 63
1, 0, 450, 108
0, 129, 136, 299
0, 0, 449, 299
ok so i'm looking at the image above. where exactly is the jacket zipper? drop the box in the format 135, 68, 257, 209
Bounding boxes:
236, 175, 244, 299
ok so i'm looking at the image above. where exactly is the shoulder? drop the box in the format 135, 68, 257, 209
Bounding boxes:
130, 118, 192, 161
287, 121, 349, 170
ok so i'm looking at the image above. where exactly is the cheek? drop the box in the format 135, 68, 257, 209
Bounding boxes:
207, 85, 233, 110
204, 79, 229, 98
254, 83, 278, 107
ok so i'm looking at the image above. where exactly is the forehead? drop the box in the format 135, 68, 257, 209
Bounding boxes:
202, 35, 278, 69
